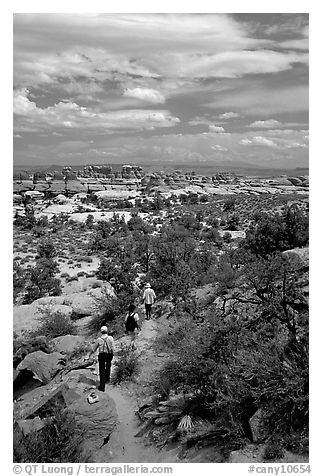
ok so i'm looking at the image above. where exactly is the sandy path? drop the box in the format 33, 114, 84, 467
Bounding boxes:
93, 319, 179, 463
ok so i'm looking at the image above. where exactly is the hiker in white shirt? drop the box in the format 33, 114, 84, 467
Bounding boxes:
142, 283, 156, 320
92, 326, 114, 392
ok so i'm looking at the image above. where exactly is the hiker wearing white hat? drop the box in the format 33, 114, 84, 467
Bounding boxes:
142, 283, 156, 320
92, 325, 114, 392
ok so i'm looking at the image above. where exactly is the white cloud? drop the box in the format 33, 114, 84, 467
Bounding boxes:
13, 88, 180, 133
211, 144, 228, 151
218, 112, 239, 119
280, 38, 309, 50
240, 136, 277, 147
209, 125, 226, 133
207, 85, 308, 115
239, 129, 308, 150
123, 87, 165, 104
249, 119, 283, 129
14, 14, 308, 92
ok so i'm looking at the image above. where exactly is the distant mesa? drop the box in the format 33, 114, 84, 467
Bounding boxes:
13, 163, 309, 200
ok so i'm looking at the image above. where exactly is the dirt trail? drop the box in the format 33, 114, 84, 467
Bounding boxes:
93, 319, 179, 463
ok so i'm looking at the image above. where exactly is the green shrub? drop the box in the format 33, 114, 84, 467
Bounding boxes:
283, 432, 309, 456
23, 258, 62, 304
30, 308, 77, 339
112, 343, 140, 384
88, 294, 124, 336
13, 408, 91, 463
263, 439, 285, 460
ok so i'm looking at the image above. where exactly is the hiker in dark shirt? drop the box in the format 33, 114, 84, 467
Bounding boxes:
125, 303, 140, 341
92, 326, 114, 392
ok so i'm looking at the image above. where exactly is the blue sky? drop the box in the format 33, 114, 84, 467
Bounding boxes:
13, 13, 309, 168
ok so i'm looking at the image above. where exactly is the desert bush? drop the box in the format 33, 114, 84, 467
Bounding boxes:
263, 439, 285, 460
223, 232, 232, 243
112, 343, 140, 384
37, 238, 57, 259
14, 210, 36, 230
225, 213, 240, 231
23, 258, 62, 304
89, 293, 124, 336
283, 432, 309, 456
243, 205, 309, 257
223, 197, 236, 212
154, 253, 308, 446
30, 308, 77, 339
13, 408, 91, 463
13, 262, 26, 303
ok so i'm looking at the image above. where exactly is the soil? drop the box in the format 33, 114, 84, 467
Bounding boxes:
91, 316, 180, 463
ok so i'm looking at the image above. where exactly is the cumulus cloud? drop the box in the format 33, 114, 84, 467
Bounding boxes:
211, 144, 228, 151
14, 129, 308, 167
249, 119, 283, 128
14, 14, 308, 91
13, 14, 309, 168
13, 88, 180, 133
209, 125, 226, 133
123, 87, 165, 104
218, 112, 239, 119
239, 129, 308, 150
240, 136, 277, 147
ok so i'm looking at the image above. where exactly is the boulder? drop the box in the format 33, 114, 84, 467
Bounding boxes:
154, 416, 180, 425
53, 194, 69, 204
14, 335, 50, 367
16, 416, 45, 435
13, 368, 19, 384
68, 391, 117, 445
64, 286, 116, 316
25, 190, 44, 198
16, 383, 70, 420
17, 351, 66, 384
13, 304, 42, 334
249, 409, 268, 443
49, 335, 87, 355
65, 369, 98, 388
142, 411, 162, 420
287, 177, 303, 186
218, 230, 246, 239
138, 395, 161, 413
33, 296, 66, 306
66, 180, 89, 193
283, 247, 309, 269
13, 194, 23, 203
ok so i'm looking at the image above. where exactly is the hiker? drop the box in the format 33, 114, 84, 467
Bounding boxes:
125, 303, 141, 341
92, 326, 114, 392
142, 282, 156, 320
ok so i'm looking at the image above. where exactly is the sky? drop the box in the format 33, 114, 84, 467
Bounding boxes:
13, 13, 309, 169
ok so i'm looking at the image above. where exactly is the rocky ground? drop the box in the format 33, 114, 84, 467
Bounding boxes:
13, 305, 309, 463
13, 170, 309, 463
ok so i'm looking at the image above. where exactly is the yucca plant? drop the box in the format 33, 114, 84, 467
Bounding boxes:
178, 415, 192, 434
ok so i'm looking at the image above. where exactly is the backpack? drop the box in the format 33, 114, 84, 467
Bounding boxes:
125, 312, 138, 332
99, 336, 112, 354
